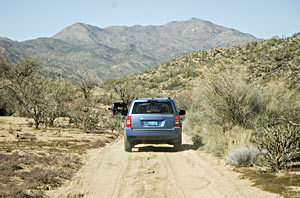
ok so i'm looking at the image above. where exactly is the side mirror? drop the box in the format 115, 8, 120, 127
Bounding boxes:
108, 108, 112, 110
179, 110, 186, 116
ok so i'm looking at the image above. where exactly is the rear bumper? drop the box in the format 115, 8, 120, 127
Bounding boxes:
125, 127, 181, 145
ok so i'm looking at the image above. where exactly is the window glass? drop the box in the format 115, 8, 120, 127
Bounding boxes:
132, 102, 173, 114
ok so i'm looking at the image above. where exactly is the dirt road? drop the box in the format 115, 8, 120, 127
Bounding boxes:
48, 134, 279, 198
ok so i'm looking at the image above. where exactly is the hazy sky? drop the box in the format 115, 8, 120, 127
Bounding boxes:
1, 0, 299, 41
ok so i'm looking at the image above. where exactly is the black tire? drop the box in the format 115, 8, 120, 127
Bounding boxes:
173, 136, 182, 151
124, 136, 132, 152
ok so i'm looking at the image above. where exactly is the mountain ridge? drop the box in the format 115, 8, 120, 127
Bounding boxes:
0, 18, 260, 81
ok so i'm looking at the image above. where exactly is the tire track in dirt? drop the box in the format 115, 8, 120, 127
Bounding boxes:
47, 134, 279, 198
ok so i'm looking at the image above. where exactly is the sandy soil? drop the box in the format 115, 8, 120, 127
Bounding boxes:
47, 134, 279, 198
0, 116, 114, 145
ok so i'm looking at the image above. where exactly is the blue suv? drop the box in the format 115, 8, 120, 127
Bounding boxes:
124, 98, 185, 152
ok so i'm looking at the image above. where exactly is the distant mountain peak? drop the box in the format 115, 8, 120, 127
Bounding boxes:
187, 17, 206, 22
73, 22, 85, 25
53, 22, 104, 45
2, 18, 260, 81
70, 22, 96, 30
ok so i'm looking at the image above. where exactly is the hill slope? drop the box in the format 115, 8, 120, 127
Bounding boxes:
0, 18, 258, 81
109, 33, 300, 95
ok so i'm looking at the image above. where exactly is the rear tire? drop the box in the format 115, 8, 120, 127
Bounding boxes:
124, 136, 132, 152
173, 136, 182, 151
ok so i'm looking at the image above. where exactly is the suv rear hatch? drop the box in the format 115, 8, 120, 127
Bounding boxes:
130, 101, 175, 130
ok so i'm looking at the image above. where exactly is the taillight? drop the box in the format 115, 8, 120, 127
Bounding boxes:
174, 116, 180, 127
126, 116, 131, 128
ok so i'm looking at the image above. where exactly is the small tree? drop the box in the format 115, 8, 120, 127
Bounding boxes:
45, 78, 75, 127
104, 79, 135, 104
0, 57, 51, 128
78, 79, 98, 101
69, 79, 100, 132
103, 115, 123, 134
21, 74, 52, 128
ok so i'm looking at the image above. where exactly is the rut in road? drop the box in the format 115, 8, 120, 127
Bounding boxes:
48, 134, 279, 198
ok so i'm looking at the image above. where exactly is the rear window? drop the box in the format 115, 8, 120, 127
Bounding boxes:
132, 102, 174, 114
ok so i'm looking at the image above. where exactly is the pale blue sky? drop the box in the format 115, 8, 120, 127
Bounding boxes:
1, 0, 299, 41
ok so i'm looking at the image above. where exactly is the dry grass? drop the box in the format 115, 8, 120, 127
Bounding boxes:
199, 125, 253, 157
0, 152, 81, 197
0, 116, 120, 198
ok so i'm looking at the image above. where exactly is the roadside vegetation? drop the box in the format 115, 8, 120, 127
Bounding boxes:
0, 57, 123, 197
103, 33, 300, 196
0, 116, 119, 198
0, 56, 123, 133
104, 33, 300, 172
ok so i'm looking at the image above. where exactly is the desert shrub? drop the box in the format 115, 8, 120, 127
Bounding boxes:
183, 107, 205, 136
0, 89, 15, 116
183, 72, 267, 156
19, 167, 61, 188
68, 80, 103, 133
97, 92, 114, 105
191, 133, 203, 148
148, 82, 157, 89
102, 115, 123, 133
104, 78, 137, 104
27, 121, 34, 127
255, 124, 300, 171
0, 152, 83, 198
226, 144, 260, 167
183, 68, 200, 78
260, 83, 300, 127
44, 78, 76, 127
163, 79, 182, 90
184, 69, 300, 172
173, 91, 193, 111
197, 74, 267, 129
151, 76, 165, 84
90, 139, 107, 147
2, 183, 27, 198
81, 109, 101, 133
200, 126, 253, 157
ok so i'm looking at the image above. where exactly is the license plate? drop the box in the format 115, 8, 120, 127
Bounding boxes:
147, 121, 158, 126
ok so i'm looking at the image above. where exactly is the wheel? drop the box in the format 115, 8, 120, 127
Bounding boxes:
124, 136, 132, 152
173, 136, 182, 151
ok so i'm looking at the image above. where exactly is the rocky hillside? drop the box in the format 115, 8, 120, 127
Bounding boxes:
0, 18, 258, 81
111, 33, 300, 95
